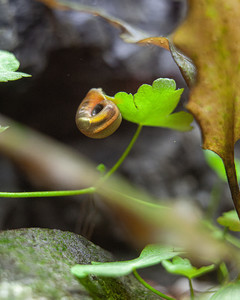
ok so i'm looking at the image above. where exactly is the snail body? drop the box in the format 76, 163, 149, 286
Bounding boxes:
76, 88, 122, 139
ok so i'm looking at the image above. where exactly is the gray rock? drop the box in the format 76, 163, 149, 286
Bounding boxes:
0, 228, 157, 299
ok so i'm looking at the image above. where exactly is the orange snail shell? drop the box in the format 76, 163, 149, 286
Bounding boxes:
75, 88, 122, 139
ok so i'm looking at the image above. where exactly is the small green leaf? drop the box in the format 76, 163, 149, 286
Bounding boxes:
71, 244, 182, 278
204, 150, 240, 182
210, 281, 240, 300
162, 256, 215, 279
0, 126, 8, 133
96, 163, 106, 174
217, 210, 240, 232
0, 50, 31, 82
113, 78, 193, 131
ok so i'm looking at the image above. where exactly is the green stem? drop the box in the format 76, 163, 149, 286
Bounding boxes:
222, 226, 229, 239
132, 269, 176, 300
0, 124, 142, 199
225, 232, 240, 248
218, 262, 229, 284
0, 187, 96, 198
103, 124, 142, 180
203, 220, 240, 248
205, 181, 222, 221
188, 278, 194, 300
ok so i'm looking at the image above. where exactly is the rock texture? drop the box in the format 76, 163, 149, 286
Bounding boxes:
0, 228, 157, 299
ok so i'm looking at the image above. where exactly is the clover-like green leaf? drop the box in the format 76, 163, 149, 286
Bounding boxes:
204, 150, 240, 183
112, 78, 193, 131
162, 256, 215, 279
217, 210, 240, 232
71, 244, 182, 278
0, 126, 8, 133
0, 50, 31, 82
210, 281, 240, 300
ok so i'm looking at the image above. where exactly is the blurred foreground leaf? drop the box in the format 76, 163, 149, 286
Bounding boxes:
71, 244, 181, 278
0, 114, 99, 190
210, 281, 240, 300
217, 210, 240, 232
0, 114, 240, 265
0, 126, 8, 133
173, 0, 240, 216
0, 50, 31, 82
162, 256, 215, 279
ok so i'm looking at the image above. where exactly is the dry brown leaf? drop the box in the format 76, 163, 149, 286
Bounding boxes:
173, 0, 240, 216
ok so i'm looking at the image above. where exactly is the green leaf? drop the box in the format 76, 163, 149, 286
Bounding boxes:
0, 50, 31, 82
162, 256, 215, 279
210, 281, 240, 300
0, 126, 8, 133
113, 78, 193, 131
204, 150, 240, 183
217, 210, 240, 232
71, 244, 182, 278
96, 163, 106, 175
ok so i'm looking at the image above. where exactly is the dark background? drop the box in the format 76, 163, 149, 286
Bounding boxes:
0, 0, 233, 260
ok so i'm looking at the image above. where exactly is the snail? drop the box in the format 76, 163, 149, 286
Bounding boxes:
76, 88, 122, 139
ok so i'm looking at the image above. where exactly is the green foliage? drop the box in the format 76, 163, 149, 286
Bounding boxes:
96, 163, 106, 175
71, 244, 182, 278
204, 150, 240, 182
0, 126, 8, 133
112, 78, 193, 131
210, 281, 240, 300
217, 210, 240, 232
0, 50, 31, 131
162, 256, 215, 279
0, 50, 31, 82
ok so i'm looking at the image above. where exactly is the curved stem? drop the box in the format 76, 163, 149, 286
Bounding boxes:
103, 124, 142, 180
0, 187, 96, 198
132, 269, 175, 300
0, 124, 142, 198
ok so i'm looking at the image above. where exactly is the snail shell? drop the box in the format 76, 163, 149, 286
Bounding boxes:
76, 88, 122, 139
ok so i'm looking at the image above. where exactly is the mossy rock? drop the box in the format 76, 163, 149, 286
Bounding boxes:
0, 228, 157, 299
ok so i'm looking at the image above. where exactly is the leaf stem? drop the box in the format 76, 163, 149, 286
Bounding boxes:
0, 124, 142, 199
224, 158, 240, 219
218, 262, 229, 284
188, 278, 195, 300
0, 187, 96, 198
205, 181, 222, 221
103, 124, 142, 180
132, 269, 175, 300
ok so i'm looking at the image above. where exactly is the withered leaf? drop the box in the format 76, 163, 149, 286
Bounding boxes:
173, 0, 240, 216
